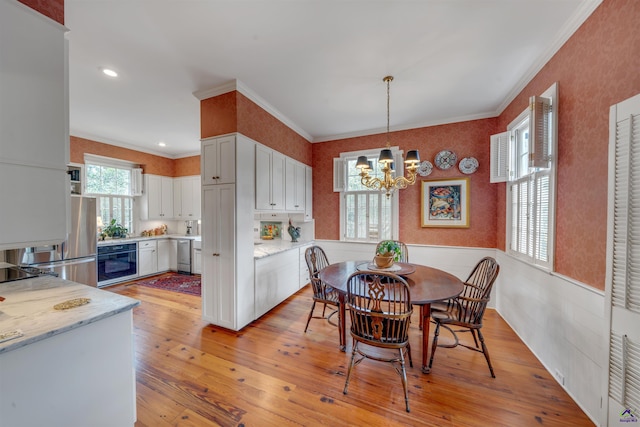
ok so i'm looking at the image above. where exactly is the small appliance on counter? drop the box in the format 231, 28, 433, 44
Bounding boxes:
185, 220, 195, 236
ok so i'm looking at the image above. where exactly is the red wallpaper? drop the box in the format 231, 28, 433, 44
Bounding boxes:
312, 119, 498, 247
200, 92, 238, 139
70, 136, 175, 177
495, 0, 640, 289
19, 0, 64, 25
175, 156, 200, 177
237, 93, 312, 166
200, 90, 312, 166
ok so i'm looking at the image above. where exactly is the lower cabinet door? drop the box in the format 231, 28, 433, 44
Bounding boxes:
254, 249, 299, 319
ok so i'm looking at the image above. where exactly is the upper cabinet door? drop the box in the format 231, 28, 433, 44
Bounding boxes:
202, 136, 236, 186
0, 1, 67, 169
304, 166, 313, 221
0, 1, 68, 249
285, 158, 305, 212
270, 151, 285, 210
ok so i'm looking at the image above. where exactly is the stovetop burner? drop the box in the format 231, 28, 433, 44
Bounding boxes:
0, 266, 39, 283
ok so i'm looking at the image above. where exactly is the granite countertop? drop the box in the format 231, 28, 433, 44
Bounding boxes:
98, 234, 201, 246
253, 239, 314, 259
0, 276, 139, 354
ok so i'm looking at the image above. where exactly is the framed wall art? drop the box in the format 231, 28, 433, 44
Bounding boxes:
421, 178, 470, 228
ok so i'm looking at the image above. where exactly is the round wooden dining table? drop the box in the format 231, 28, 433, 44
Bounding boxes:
319, 260, 463, 373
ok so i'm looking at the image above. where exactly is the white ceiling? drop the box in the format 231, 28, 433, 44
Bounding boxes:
66, 0, 601, 158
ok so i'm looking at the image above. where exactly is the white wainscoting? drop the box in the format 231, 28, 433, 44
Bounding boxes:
315, 240, 604, 425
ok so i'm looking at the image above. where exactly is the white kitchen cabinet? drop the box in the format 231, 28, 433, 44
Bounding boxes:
68, 163, 83, 195
202, 135, 235, 185
174, 176, 201, 220
158, 239, 177, 272
0, 1, 68, 250
285, 158, 306, 212
202, 185, 236, 329
141, 174, 174, 220
299, 243, 312, 288
304, 166, 313, 221
138, 240, 158, 277
254, 249, 300, 319
201, 134, 255, 331
192, 240, 202, 275
255, 145, 285, 211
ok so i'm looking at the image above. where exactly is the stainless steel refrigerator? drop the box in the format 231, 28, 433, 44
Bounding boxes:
8, 196, 98, 286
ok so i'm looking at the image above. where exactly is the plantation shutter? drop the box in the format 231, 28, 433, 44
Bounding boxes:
490, 132, 509, 183
333, 157, 345, 192
529, 96, 552, 169
534, 172, 550, 263
603, 93, 640, 425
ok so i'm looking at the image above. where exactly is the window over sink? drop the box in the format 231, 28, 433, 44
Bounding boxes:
84, 154, 141, 235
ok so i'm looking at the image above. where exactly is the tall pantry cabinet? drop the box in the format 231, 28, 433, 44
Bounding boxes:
200, 134, 255, 330
0, 0, 68, 249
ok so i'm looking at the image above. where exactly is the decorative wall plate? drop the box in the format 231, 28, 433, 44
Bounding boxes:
434, 150, 457, 170
458, 157, 479, 174
417, 160, 433, 177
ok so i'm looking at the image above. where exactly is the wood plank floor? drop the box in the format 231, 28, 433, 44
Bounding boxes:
108, 279, 595, 427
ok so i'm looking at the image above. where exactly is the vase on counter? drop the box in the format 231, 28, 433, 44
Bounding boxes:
287, 219, 301, 242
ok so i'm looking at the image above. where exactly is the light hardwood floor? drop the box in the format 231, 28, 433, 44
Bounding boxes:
109, 279, 595, 427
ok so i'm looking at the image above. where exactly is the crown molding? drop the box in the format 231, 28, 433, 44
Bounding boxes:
193, 79, 313, 142
311, 111, 497, 143
70, 130, 187, 159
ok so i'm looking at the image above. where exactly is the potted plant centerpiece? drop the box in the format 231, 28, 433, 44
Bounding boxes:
101, 219, 128, 240
374, 240, 402, 268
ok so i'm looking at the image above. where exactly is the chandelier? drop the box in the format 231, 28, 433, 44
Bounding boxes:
356, 76, 420, 198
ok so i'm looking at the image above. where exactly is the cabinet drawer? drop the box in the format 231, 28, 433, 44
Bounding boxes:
138, 240, 157, 250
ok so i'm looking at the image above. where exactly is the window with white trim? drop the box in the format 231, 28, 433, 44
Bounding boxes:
84, 155, 140, 234
334, 148, 400, 242
503, 83, 557, 270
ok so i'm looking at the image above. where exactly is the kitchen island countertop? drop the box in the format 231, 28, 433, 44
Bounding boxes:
253, 239, 313, 259
0, 276, 139, 354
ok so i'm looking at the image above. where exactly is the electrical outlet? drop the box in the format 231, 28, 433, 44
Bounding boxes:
555, 369, 565, 386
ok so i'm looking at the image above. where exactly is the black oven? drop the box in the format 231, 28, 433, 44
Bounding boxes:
97, 243, 137, 287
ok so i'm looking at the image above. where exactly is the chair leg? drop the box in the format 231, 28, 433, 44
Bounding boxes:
406, 343, 413, 368
399, 348, 410, 412
428, 322, 441, 372
304, 301, 317, 332
343, 341, 359, 395
470, 329, 480, 348
477, 329, 496, 378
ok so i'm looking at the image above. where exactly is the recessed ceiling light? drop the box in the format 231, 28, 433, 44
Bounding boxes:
158, 142, 166, 147
102, 68, 118, 78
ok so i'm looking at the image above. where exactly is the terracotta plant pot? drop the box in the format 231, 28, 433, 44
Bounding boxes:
374, 254, 394, 268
